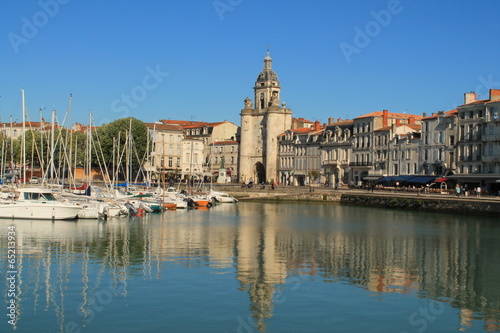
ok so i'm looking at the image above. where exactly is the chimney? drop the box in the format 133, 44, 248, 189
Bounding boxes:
464, 92, 476, 104
409, 116, 415, 125
490, 89, 500, 101
423, 112, 427, 118
396, 119, 401, 126
314, 120, 320, 131
337, 117, 342, 123
383, 109, 389, 127
328, 117, 334, 125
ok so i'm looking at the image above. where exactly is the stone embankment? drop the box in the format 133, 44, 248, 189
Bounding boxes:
213, 184, 500, 216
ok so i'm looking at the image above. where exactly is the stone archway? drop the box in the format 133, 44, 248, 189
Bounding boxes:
255, 162, 266, 184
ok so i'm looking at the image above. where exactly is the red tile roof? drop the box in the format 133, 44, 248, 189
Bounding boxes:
293, 117, 314, 123
356, 111, 423, 120
291, 128, 314, 133
422, 109, 457, 120
144, 123, 182, 131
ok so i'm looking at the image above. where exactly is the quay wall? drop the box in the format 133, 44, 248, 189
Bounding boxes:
219, 185, 500, 216
339, 193, 500, 216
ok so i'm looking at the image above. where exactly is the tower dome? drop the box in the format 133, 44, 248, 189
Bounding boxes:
255, 51, 279, 84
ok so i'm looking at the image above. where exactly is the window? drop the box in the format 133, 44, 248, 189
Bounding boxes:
168, 157, 173, 167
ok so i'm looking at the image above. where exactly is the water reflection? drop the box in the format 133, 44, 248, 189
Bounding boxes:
1, 203, 499, 332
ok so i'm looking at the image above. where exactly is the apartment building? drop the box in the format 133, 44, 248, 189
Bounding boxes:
421, 109, 458, 176
278, 120, 324, 186
350, 110, 422, 185
448, 89, 500, 191
319, 118, 354, 186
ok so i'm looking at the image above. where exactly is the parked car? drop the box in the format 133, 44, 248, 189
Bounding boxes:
29, 176, 39, 184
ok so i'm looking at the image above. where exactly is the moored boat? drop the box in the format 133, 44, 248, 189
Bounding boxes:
162, 202, 177, 210
0, 188, 83, 220
209, 189, 238, 203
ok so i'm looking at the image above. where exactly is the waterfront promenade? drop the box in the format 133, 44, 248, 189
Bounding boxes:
213, 183, 499, 202
210, 183, 500, 215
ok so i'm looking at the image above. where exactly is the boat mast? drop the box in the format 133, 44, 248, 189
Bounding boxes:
50, 109, 55, 182
88, 113, 92, 188
39, 108, 45, 180
21, 89, 26, 184
128, 119, 133, 188
63, 94, 72, 187
0, 124, 5, 182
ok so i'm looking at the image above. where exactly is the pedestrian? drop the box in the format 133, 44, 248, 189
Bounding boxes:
455, 184, 461, 197
334, 182, 339, 192
476, 186, 481, 198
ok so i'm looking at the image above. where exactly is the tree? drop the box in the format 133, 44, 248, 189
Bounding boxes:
308, 170, 320, 183
94, 117, 150, 181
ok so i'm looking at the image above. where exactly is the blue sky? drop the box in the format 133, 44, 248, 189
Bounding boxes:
1, 0, 499, 127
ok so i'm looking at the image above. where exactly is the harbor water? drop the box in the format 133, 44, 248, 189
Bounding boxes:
1, 202, 499, 332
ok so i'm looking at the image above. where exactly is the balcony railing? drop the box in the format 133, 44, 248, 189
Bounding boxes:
482, 134, 500, 141
482, 156, 500, 163
322, 159, 349, 166
349, 162, 373, 167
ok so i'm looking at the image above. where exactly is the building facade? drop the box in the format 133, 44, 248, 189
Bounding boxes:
239, 52, 292, 184
448, 89, 500, 192
278, 121, 324, 186
320, 119, 354, 186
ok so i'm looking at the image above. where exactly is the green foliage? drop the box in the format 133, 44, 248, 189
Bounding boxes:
3, 118, 151, 182
308, 170, 320, 181
95, 117, 150, 168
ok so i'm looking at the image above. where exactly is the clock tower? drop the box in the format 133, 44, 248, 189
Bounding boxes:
239, 51, 292, 184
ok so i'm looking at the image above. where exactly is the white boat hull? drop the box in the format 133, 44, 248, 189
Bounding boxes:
214, 195, 238, 203
0, 202, 82, 220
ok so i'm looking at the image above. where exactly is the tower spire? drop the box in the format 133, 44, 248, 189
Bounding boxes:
264, 48, 272, 69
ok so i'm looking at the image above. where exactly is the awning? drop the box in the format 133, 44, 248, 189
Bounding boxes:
447, 174, 500, 180
446, 174, 500, 183
404, 176, 436, 185
434, 177, 449, 182
377, 175, 414, 183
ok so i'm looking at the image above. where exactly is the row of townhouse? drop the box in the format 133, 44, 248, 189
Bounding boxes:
0, 117, 240, 183
145, 120, 239, 182
277, 89, 500, 192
